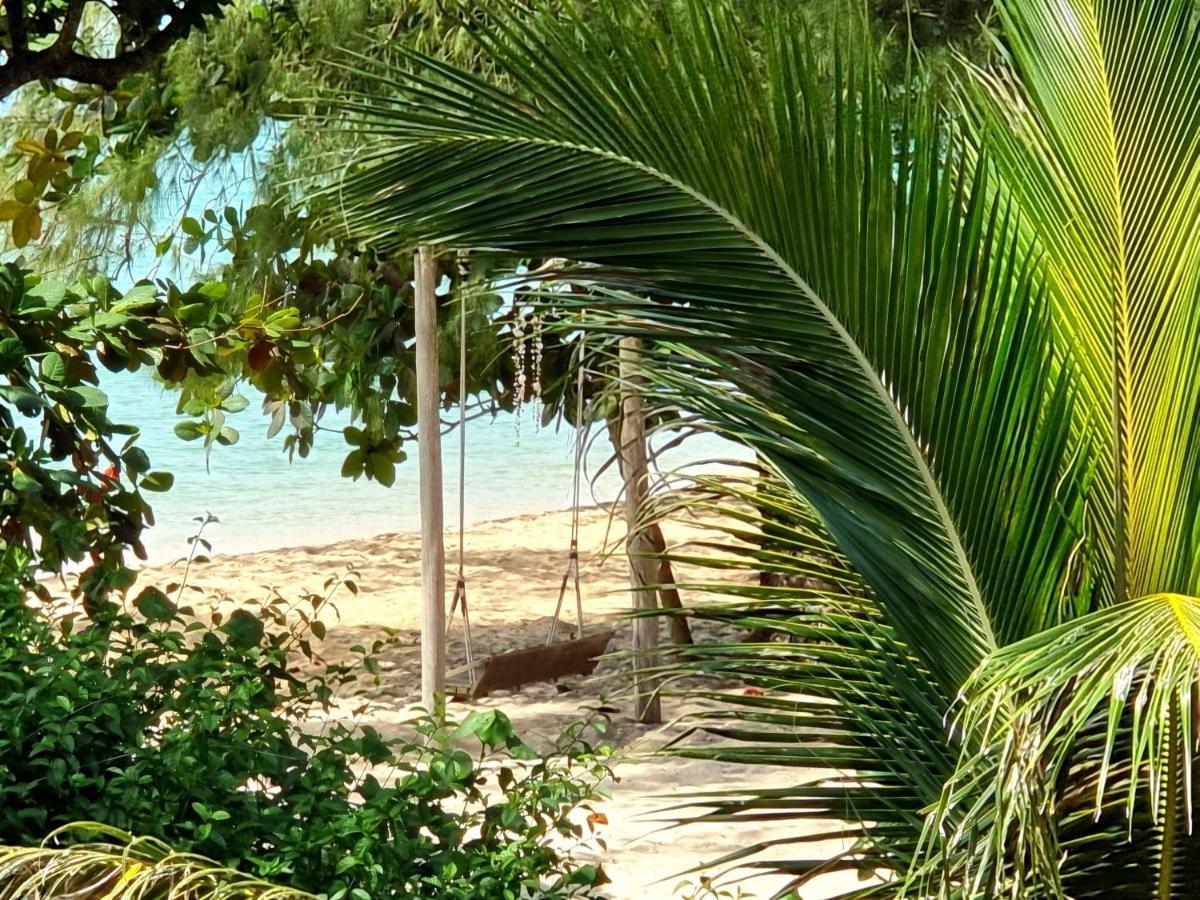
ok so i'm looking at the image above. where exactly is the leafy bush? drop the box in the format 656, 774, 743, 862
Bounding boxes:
0, 569, 611, 898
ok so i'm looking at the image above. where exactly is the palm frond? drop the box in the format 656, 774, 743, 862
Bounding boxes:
310, 0, 1087, 693
967, 0, 1200, 603
0, 824, 312, 899
913, 595, 1200, 897
629, 470, 949, 896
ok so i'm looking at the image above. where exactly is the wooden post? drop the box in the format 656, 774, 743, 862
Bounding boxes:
415, 246, 445, 719
619, 336, 662, 724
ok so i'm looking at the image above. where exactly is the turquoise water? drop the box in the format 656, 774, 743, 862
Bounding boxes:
101, 369, 742, 563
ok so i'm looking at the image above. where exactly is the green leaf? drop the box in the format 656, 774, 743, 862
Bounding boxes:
456, 710, 514, 749
197, 281, 229, 302
918, 594, 1200, 895
116, 284, 158, 307
0, 337, 25, 368
220, 394, 249, 413
174, 420, 205, 441
562, 864, 605, 887
133, 586, 177, 622
504, 737, 539, 761
25, 278, 67, 309
63, 385, 108, 409
39, 352, 64, 384
368, 452, 395, 487
340, 449, 364, 479
180, 216, 204, 239
11, 467, 39, 493
13, 180, 35, 204
221, 609, 265, 651
0, 384, 46, 415
139, 471, 174, 492
121, 446, 151, 476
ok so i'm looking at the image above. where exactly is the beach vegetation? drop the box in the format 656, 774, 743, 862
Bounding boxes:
2, 0, 993, 497
0, 551, 611, 897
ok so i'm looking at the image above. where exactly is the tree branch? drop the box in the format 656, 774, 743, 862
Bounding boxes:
1, 0, 219, 100
5, 0, 30, 58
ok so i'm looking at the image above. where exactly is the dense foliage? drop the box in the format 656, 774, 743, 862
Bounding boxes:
0, 229, 611, 897
2, 0, 993, 485
0, 566, 611, 897
0, 249, 611, 898
0, 256, 333, 601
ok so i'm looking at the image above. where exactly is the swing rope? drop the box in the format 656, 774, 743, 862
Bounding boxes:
448, 306, 594, 694
546, 321, 587, 645
445, 288, 476, 683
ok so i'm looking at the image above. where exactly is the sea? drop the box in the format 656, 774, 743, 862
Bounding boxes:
100, 368, 743, 564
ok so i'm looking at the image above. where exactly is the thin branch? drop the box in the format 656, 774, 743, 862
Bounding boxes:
53, 0, 86, 52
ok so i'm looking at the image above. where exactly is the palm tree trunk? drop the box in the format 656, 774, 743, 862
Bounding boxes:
605, 415, 693, 646
619, 337, 662, 724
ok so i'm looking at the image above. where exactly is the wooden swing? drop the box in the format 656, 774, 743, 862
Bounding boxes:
444, 302, 613, 700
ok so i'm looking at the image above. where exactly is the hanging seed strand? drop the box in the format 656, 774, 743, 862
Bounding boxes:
512, 313, 527, 445
531, 313, 544, 430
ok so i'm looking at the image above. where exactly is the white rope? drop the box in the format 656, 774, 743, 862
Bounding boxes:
446, 284, 476, 682
548, 317, 588, 645
458, 290, 468, 580
570, 321, 587, 635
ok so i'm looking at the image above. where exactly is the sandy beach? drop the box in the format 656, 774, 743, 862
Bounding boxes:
135, 505, 862, 899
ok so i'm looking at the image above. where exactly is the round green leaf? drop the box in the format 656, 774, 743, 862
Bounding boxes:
139, 471, 174, 492
221, 609, 265, 651
39, 352, 64, 384
133, 586, 178, 622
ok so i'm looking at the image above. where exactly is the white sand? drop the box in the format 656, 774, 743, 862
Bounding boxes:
136, 505, 865, 899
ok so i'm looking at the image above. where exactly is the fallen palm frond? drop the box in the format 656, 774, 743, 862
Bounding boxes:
0, 824, 314, 900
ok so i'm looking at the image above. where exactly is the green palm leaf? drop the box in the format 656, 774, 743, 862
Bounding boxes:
311, 2, 1085, 691
967, 0, 1200, 603
636, 471, 951, 893
915, 595, 1200, 897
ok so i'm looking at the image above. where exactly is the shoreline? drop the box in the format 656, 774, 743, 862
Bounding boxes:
138, 501, 619, 569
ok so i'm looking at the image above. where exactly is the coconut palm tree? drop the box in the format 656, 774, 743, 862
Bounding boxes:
312, 0, 1200, 894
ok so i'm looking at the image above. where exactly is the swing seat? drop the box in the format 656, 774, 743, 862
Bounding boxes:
451, 629, 615, 699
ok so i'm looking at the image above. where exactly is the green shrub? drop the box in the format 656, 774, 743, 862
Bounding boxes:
0, 571, 611, 898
